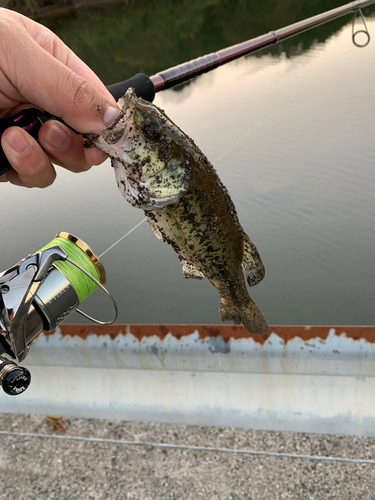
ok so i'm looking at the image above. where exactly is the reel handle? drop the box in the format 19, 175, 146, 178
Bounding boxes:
0, 356, 31, 396
0, 73, 155, 178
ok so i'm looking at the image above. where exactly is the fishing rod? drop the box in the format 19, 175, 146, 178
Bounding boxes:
0, 0, 373, 178
109, 0, 375, 99
0, 0, 374, 397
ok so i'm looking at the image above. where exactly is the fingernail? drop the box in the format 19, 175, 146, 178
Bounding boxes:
103, 105, 120, 127
6, 129, 30, 154
45, 124, 70, 150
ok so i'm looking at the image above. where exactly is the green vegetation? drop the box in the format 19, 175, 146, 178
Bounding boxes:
1, 0, 81, 17
0, 0, 126, 19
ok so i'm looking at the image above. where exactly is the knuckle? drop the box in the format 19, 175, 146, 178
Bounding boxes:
14, 148, 57, 188
25, 169, 56, 189
67, 73, 102, 117
21, 156, 44, 178
45, 135, 91, 173
37, 172, 56, 188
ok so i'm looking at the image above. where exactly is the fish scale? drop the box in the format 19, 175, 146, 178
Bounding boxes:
86, 88, 269, 334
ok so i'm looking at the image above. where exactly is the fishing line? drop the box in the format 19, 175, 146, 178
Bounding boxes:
94, 126, 254, 259
39, 233, 102, 304
35, 232, 117, 325
213, 39, 357, 166
98, 217, 147, 259
95, 123, 249, 259
95, 23, 365, 259
213, 119, 268, 165
96, 117, 254, 260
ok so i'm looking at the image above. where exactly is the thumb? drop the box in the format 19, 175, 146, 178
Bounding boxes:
44, 69, 121, 134
9, 29, 119, 133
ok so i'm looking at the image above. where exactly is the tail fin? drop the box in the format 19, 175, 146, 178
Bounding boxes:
219, 297, 269, 334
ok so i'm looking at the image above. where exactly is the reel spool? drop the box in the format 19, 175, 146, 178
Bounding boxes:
0, 232, 117, 395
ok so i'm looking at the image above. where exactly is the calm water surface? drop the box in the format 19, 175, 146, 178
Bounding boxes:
2, 0, 375, 326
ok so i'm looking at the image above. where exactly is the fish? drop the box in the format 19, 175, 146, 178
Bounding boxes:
85, 88, 269, 334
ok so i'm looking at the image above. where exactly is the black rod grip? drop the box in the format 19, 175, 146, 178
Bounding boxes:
0, 108, 49, 178
107, 73, 155, 102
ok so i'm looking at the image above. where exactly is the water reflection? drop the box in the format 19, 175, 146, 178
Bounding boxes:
44, 0, 375, 85
2, 2, 375, 326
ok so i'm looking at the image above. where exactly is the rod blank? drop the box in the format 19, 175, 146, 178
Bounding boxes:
150, 0, 375, 91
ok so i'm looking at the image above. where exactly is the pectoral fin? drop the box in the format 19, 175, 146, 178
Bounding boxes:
147, 217, 165, 241
181, 260, 204, 280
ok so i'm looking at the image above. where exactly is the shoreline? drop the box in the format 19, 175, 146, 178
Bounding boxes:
3, 0, 131, 20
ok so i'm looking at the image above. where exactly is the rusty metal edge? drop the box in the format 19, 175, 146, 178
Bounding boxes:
47, 324, 375, 344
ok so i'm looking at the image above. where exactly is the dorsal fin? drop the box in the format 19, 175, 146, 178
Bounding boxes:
241, 233, 265, 286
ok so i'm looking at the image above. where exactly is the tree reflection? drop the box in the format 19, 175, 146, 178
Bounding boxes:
41, 0, 375, 86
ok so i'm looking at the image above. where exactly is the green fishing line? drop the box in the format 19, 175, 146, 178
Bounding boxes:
39, 236, 100, 304
98, 218, 147, 258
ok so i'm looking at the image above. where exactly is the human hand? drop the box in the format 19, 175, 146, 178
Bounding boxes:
0, 8, 120, 188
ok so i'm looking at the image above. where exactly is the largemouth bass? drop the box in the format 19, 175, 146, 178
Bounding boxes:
86, 88, 269, 334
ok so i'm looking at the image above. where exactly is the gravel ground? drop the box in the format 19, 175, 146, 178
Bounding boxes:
1, 413, 375, 499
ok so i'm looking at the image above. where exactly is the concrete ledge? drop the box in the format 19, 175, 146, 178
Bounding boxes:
1, 325, 375, 436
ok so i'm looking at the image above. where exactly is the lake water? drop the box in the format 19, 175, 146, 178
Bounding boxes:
2, 0, 375, 326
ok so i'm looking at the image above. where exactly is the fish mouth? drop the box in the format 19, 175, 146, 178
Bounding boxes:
91, 87, 188, 210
